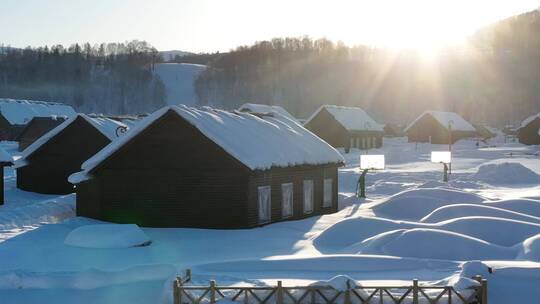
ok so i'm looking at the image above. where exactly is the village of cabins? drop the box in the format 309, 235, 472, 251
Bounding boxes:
0, 98, 535, 227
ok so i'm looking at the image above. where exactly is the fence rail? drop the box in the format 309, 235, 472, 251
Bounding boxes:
172, 270, 487, 304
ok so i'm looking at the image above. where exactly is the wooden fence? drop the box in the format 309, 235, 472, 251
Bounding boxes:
172, 270, 487, 304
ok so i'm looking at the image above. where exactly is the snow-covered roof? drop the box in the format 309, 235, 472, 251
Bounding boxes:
0, 98, 76, 125
69, 105, 344, 183
16, 114, 129, 168
305, 105, 384, 132
519, 113, 540, 129
238, 103, 298, 123
404, 111, 476, 132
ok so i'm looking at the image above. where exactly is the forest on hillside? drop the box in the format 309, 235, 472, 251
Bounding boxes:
195, 10, 540, 126
0, 40, 166, 114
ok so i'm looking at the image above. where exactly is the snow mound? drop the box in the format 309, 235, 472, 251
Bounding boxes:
473, 162, 540, 185
64, 224, 151, 249
517, 234, 540, 261
486, 199, 540, 217
373, 188, 485, 220
350, 228, 514, 261
309, 275, 362, 291
421, 204, 540, 224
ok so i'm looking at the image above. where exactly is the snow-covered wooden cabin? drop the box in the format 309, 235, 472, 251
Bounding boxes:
69, 105, 344, 229
303, 105, 384, 151
404, 111, 477, 144
15, 114, 129, 194
0, 99, 75, 140
0, 147, 13, 204
517, 113, 540, 145
16, 116, 68, 151
238, 103, 299, 124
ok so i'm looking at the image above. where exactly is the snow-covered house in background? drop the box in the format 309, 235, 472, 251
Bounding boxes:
15, 114, 129, 194
517, 113, 540, 145
238, 103, 299, 124
404, 111, 477, 144
383, 123, 404, 137
69, 105, 344, 229
16, 116, 68, 151
0, 99, 75, 140
473, 124, 496, 140
303, 105, 384, 151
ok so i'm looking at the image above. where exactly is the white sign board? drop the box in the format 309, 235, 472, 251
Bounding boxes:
431, 151, 451, 164
360, 155, 385, 170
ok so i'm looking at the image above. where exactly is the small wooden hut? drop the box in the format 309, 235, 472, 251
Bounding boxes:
304, 105, 384, 151
383, 123, 404, 137
404, 111, 477, 144
69, 105, 344, 229
0, 99, 75, 140
16, 116, 68, 151
517, 113, 540, 145
15, 114, 128, 194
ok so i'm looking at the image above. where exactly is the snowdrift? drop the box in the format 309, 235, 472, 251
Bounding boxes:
485, 199, 540, 218
373, 188, 485, 220
64, 224, 151, 249
349, 228, 514, 261
473, 162, 540, 185
421, 204, 540, 224
517, 234, 540, 261
315, 215, 540, 252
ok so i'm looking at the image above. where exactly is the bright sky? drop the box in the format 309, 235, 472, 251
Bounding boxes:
0, 0, 538, 52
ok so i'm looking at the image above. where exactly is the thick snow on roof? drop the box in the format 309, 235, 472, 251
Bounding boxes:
305, 105, 384, 132
70, 105, 344, 183
239, 103, 298, 123
16, 114, 128, 167
0, 98, 75, 125
404, 111, 476, 132
520, 112, 540, 129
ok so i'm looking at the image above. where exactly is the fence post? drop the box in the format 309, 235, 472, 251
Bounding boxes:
173, 278, 180, 304
344, 289, 351, 304
210, 280, 216, 304
186, 269, 192, 283
473, 275, 482, 303
412, 279, 419, 304
481, 279, 488, 304
277, 281, 284, 304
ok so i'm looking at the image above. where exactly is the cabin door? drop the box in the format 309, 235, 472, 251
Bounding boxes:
258, 186, 271, 224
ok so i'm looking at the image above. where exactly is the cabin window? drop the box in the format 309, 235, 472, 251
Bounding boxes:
349, 137, 354, 149
361, 137, 367, 149
257, 186, 271, 224
303, 180, 314, 214
323, 178, 333, 207
372, 137, 377, 148
281, 183, 293, 218
355, 137, 360, 148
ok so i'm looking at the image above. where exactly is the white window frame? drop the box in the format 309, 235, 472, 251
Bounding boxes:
281, 183, 294, 218
323, 178, 333, 208
303, 180, 314, 214
257, 186, 272, 224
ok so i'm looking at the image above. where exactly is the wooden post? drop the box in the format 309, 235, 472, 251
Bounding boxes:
344, 289, 351, 304
412, 279, 419, 304
276, 281, 284, 304
473, 275, 482, 304
185, 269, 192, 283
210, 280, 216, 304
173, 278, 180, 304
481, 279, 488, 304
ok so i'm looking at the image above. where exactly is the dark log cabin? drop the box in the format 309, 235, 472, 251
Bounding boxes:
69, 105, 344, 229
0, 98, 75, 141
405, 111, 477, 144
517, 113, 540, 145
16, 116, 67, 151
15, 114, 128, 194
0, 148, 13, 204
304, 105, 384, 152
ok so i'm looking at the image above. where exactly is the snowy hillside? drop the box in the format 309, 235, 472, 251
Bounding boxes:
3, 135, 540, 303
153, 63, 206, 106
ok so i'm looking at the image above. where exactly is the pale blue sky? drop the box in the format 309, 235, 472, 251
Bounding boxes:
1, 0, 538, 52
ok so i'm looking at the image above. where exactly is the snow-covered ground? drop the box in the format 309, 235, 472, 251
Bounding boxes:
2, 135, 540, 303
